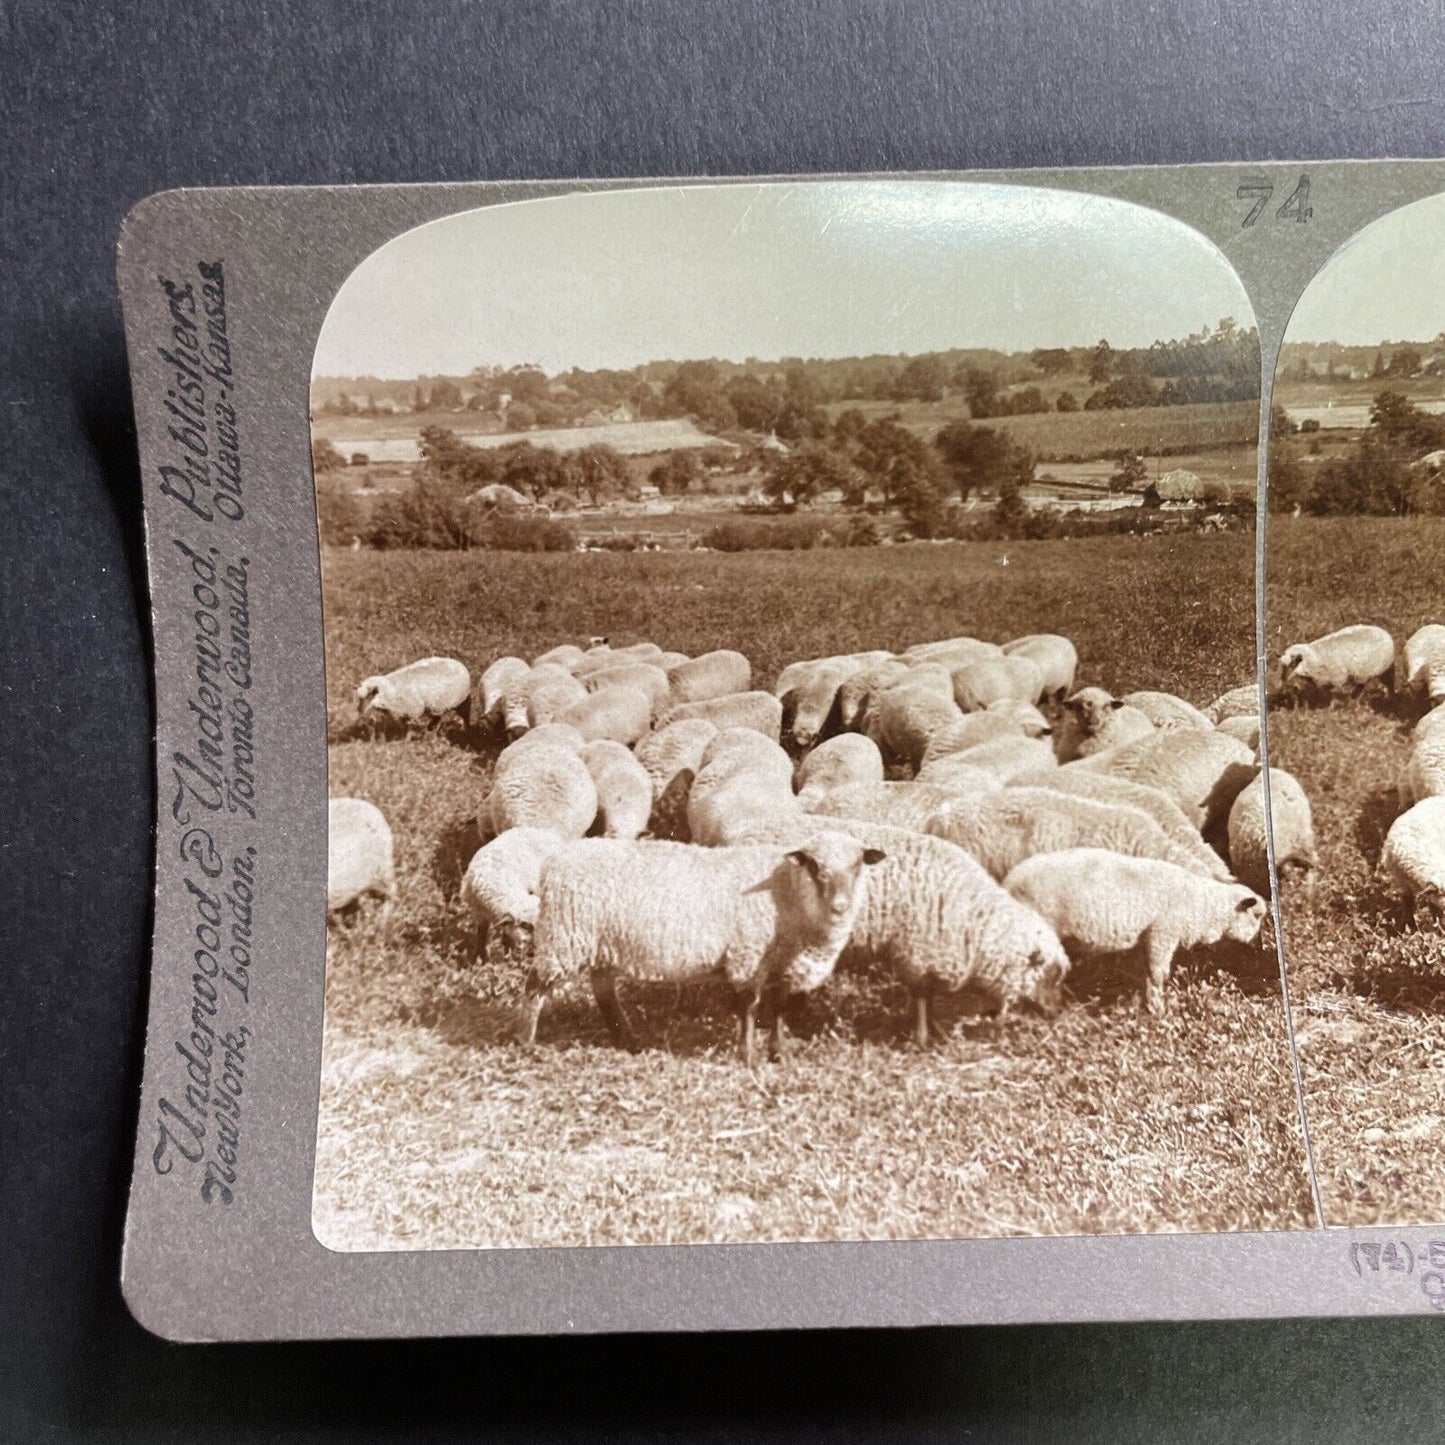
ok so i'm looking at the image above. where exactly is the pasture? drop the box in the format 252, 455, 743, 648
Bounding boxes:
1266, 516, 1445, 1227
313, 535, 1314, 1250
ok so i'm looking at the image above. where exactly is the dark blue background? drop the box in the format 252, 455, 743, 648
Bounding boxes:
4, 1, 1445, 1436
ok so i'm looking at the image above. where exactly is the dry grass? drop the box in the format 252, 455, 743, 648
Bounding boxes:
314, 534, 1315, 1251
1267, 515, 1445, 1227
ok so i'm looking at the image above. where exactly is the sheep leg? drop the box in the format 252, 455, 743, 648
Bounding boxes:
911, 986, 932, 1049
591, 972, 639, 1052
766, 983, 788, 1063
737, 989, 763, 1069
1143, 931, 1178, 1017
516, 989, 547, 1046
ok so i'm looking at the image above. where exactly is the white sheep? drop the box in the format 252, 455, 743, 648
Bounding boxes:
808, 774, 998, 831
327, 798, 395, 919
687, 731, 798, 846
633, 718, 717, 838
585, 661, 672, 717
482, 742, 597, 839
667, 649, 752, 705
459, 826, 568, 961
658, 690, 784, 741
1077, 727, 1257, 833
918, 708, 1051, 769
869, 677, 964, 770
519, 833, 886, 1064
1401, 625, 1445, 711
532, 643, 587, 671
903, 637, 1002, 669
579, 740, 653, 839
1001, 634, 1077, 700
1053, 688, 1156, 762
1227, 768, 1316, 899
1204, 684, 1260, 725
558, 685, 653, 746
503, 663, 587, 738
1400, 723, 1445, 808
952, 655, 1045, 712
920, 733, 1056, 785
1378, 797, 1445, 923
355, 657, 472, 729
1278, 624, 1395, 700
1004, 849, 1266, 1014
784, 657, 867, 749
495, 722, 585, 757
837, 658, 911, 730
479, 656, 531, 732
1121, 691, 1212, 731
794, 734, 885, 807
926, 787, 1223, 881
1215, 714, 1261, 750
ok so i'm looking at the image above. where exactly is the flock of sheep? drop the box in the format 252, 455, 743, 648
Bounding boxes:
326, 616, 1445, 1067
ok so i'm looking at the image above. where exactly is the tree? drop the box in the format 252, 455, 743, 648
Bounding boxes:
311, 437, 346, 473
993, 468, 1029, 533
1388, 348, 1423, 379
894, 354, 947, 403
833, 407, 869, 442
890, 452, 953, 536
1030, 347, 1073, 376
935, 422, 1031, 501
725, 373, 777, 432
429, 379, 464, 411
762, 443, 856, 506
1109, 452, 1148, 493
959, 367, 1000, 419
505, 402, 537, 431
1055, 390, 1079, 413
649, 450, 702, 496
1089, 338, 1114, 384
663, 361, 736, 433
572, 443, 631, 503
496, 442, 569, 500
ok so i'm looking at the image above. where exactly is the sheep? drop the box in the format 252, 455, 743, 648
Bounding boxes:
482, 742, 597, 839
1227, 768, 1316, 899
503, 663, 587, 738
532, 643, 587, 671
837, 659, 911, 730
1215, 714, 1261, 750
920, 733, 1056, 785
557, 685, 653, 747
1007, 768, 1234, 882
1378, 797, 1445, 923
784, 657, 867, 749
518, 833, 886, 1064
495, 722, 585, 757
633, 718, 717, 838
869, 678, 964, 770
1400, 723, 1445, 808
1001, 634, 1078, 701
651, 651, 692, 672
327, 798, 395, 919
903, 637, 1002, 669
741, 816, 1069, 1044
687, 732, 798, 846
919, 708, 1052, 768
1004, 849, 1266, 1014
666, 649, 752, 705
1053, 688, 1156, 762
1401, 624, 1445, 711
459, 827, 568, 961
585, 661, 672, 717
1417, 704, 1445, 742
658, 690, 784, 741
1278, 624, 1395, 700
355, 657, 472, 729
952, 655, 1045, 712
1121, 691, 1212, 732
926, 787, 1222, 882
1204, 684, 1260, 725
794, 734, 885, 807
578, 740, 653, 839
479, 656, 531, 733
808, 774, 998, 831
1076, 727, 1257, 833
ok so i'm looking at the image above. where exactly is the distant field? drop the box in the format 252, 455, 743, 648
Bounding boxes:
314, 415, 731, 461
1266, 516, 1445, 1227
313, 536, 1314, 1249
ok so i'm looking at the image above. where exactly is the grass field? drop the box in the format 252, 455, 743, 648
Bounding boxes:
313, 534, 1316, 1249
1266, 516, 1445, 1227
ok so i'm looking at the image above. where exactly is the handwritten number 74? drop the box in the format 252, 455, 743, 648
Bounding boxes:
1238, 176, 1311, 228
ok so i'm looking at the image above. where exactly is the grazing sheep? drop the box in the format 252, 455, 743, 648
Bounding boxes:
480, 656, 531, 733
1004, 849, 1266, 1014
651, 650, 691, 672
952, 655, 1045, 712
919, 708, 1051, 768
658, 690, 784, 741
1008, 768, 1234, 882
808, 774, 998, 831
483, 743, 597, 839
503, 663, 587, 738
558, 685, 653, 746
773, 654, 845, 702
1215, 714, 1261, 750
612, 641, 664, 662
903, 637, 1002, 669
355, 657, 472, 729
920, 733, 1056, 785
1401, 625, 1445, 710
633, 718, 717, 839
579, 740, 653, 839
1001, 634, 1078, 701
926, 788, 1221, 881
327, 798, 395, 919
869, 678, 964, 770
495, 722, 585, 757
1417, 705, 1445, 742
1278, 624, 1395, 700
837, 658, 911, 730
794, 734, 886, 807
1077, 727, 1257, 832
1400, 723, 1445, 808
1121, 691, 1212, 732
1227, 769, 1316, 898
667, 649, 752, 705
1378, 797, 1445, 923
585, 661, 672, 717
785, 657, 867, 749
688, 731, 798, 846
459, 826, 568, 961
532, 643, 587, 672
518, 833, 886, 1063
1054, 688, 1156, 762
1204, 684, 1260, 725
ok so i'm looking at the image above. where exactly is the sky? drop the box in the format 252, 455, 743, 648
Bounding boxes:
313, 181, 1254, 380
1286, 191, 1445, 345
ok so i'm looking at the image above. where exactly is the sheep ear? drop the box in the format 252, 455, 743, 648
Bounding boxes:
1063, 698, 1083, 715
1236, 894, 1260, 913
861, 847, 886, 866
1107, 698, 1124, 711
786, 848, 821, 880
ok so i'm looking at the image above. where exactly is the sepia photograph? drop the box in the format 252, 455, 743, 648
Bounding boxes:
309, 180, 1314, 1252
1267, 191, 1445, 1227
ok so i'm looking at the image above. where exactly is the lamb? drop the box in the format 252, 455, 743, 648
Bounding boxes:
482, 742, 598, 839
585, 660, 672, 717
1004, 849, 1266, 1014
1001, 634, 1077, 701
926, 787, 1222, 882
1400, 624, 1445, 710
502, 663, 587, 738
1278, 624, 1395, 700
794, 734, 885, 807
557, 685, 653, 746
518, 833, 886, 1064
1076, 727, 1257, 832
578, 740, 653, 839
1227, 769, 1316, 898
327, 798, 395, 919
1053, 688, 1156, 762
479, 656, 531, 733
1399, 723, 1445, 808
919, 733, 1056, 785
1121, 691, 1212, 732
808, 774, 998, 831
784, 657, 866, 749
1204, 684, 1260, 725
837, 659, 911, 730
355, 657, 472, 729
632, 718, 717, 839
868, 677, 964, 770
459, 826, 568, 961
658, 690, 784, 741
952, 655, 1045, 712
1378, 797, 1445, 923
666, 649, 752, 705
